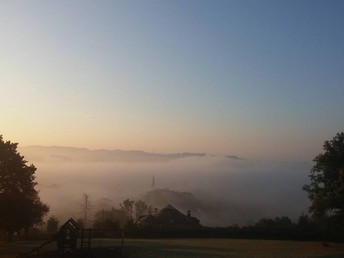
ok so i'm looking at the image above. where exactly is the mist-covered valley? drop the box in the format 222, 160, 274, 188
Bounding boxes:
19, 146, 311, 227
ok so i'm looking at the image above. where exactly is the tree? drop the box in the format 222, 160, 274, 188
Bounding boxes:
120, 199, 134, 221
273, 216, 293, 228
297, 213, 314, 231
303, 132, 344, 224
134, 200, 149, 222
46, 216, 59, 233
0, 135, 49, 241
79, 193, 93, 228
93, 208, 123, 230
254, 218, 275, 229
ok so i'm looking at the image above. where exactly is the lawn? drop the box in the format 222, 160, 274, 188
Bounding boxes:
122, 239, 344, 258
1, 239, 344, 258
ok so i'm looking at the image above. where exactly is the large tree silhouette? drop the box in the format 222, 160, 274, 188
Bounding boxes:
0, 135, 49, 241
303, 132, 344, 225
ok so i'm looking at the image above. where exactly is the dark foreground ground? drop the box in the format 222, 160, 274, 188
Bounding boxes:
1, 239, 344, 258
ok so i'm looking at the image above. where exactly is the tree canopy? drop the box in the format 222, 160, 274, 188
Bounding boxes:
46, 216, 59, 233
0, 135, 49, 241
303, 132, 344, 223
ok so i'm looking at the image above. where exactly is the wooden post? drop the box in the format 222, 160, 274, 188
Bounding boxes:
80, 228, 84, 249
88, 228, 92, 251
121, 230, 124, 257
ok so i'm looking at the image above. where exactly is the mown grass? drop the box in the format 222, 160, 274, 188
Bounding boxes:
0, 240, 55, 258
1, 239, 344, 258
122, 239, 344, 258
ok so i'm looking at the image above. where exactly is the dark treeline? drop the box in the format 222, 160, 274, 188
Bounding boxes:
87, 209, 343, 242
71, 195, 343, 242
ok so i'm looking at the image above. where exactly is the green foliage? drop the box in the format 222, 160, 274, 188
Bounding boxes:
46, 216, 59, 233
0, 135, 49, 241
303, 132, 344, 222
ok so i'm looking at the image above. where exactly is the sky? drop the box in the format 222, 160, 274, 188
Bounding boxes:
1, 0, 344, 162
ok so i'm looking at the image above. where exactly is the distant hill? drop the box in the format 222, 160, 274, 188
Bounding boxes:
143, 188, 202, 211
18, 145, 206, 163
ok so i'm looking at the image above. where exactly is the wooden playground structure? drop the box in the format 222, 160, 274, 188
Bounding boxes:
17, 218, 125, 257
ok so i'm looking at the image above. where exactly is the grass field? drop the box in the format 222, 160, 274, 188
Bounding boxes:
1, 239, 344, 258
123, 239, 344, 258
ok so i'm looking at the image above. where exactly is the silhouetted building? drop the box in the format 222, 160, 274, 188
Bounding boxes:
57, 218, 80, 254
137, 204, 201, 229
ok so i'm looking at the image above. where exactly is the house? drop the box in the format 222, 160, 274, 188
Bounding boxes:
137, 204, 201, 229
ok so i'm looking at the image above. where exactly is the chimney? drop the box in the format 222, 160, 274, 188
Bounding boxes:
187, 210, 191, 218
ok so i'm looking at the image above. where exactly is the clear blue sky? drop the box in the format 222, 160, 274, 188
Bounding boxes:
1, 0, 343, 161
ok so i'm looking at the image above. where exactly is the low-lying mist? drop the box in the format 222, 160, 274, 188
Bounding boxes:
20, 146, 311, 226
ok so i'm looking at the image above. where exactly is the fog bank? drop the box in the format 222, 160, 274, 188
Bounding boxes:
20, 146, 311, 226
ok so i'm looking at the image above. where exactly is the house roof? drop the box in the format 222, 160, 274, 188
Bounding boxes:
138, 204, 200, 227
60, 218, 80, 232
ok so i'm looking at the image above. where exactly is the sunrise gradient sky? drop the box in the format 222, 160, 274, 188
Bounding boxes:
1, 0, 343, 161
